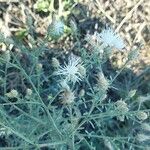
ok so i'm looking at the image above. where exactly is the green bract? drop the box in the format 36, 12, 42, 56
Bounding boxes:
48, 20, 65, 39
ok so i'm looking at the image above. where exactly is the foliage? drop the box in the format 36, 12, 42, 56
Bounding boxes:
0, 1, 150, 150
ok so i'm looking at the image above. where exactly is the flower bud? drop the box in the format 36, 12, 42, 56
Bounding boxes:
6, 89, 18, 98
136, 111, 148, 121
52, 57, 60, 68
115, 100, 129, 121
36, 63, 43, 72
128, 89, 136, 98
25, 88, 33, 100
116, 100, 129, 112
79, 89, 85, 97
48, 19, 64, 39
96, 71, 109, 93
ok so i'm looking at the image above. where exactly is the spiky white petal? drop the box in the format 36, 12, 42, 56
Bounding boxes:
55, 54, 84, 83
99, 28, 125, 50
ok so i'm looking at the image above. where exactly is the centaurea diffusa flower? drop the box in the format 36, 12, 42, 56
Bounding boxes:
99, 28, 125, 50
55, 54, 85, 83
115, 100, 129, 121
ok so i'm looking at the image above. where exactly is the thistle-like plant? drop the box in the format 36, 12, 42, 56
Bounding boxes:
0, 2, 149, 150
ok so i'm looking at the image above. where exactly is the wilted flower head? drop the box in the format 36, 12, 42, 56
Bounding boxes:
62, 90, 75, 104
26, 88, 32, 96
96, 71, 109, 92
55, 54, 85, 83
99, 28, 125, 50
79, 89, 85, 97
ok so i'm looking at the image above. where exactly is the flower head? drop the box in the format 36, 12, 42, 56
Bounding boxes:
99, 28, 125, 50
48, 19, 64, 39
136, 111, 148, 121
55, 54, 84, 83
6, 89, 18, 98
61, 89, 75, 104
52, 57, 60, 68
96, 71, 109, 92
59, 80, 75, 104
115, 100, 129, 121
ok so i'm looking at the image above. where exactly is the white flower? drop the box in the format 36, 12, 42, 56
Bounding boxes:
55, 54, 84, 83
99, 28, 125, 50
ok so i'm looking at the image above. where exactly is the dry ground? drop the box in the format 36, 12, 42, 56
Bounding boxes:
0, 0, 150, 74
